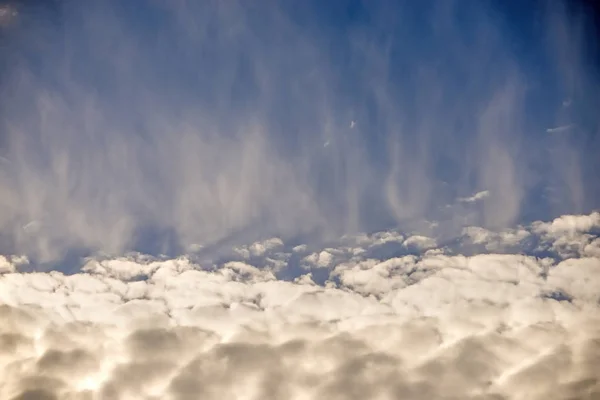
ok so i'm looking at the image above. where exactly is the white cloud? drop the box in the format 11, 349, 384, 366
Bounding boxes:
458, 190, 490, 203
0, 4, 17, 25
246, 238, 284, 258
534, 212, 600, 236
0, 212, 599, 399
462, 225, 531, 251
0, 256, 16, 274
302, 249, 339, 269
1, 0, 599, 397
546, 124, 575, 133
0, 255, 28, 274
403, 235, 437, 250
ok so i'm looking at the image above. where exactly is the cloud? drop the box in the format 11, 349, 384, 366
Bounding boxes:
1, 1, 599, 396
546, 124, 575, 133
458, 190, 490, 204
0, 1, 598, 263
0, 212, 599, 399
462, 225, 531, 252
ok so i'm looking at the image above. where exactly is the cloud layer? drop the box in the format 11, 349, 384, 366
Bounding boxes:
1, 3, 599, 397
1, 212, 599, 399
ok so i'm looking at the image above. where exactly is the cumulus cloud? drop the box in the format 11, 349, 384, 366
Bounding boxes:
0, 0, 598, 263
534, 212, 600, 236
1, 2, 599, 397
0, 212, 599, 399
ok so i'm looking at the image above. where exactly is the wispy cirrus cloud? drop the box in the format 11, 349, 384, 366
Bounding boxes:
0, 1, 598, 266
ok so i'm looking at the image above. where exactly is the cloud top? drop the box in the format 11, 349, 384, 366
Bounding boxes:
0, 212, 599, 399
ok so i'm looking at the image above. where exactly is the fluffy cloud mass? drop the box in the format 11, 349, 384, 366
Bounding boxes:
1, 1, 599, 399
1, 212, 599, 399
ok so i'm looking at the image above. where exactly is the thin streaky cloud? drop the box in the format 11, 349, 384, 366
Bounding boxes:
546, 124, 575, 133
0, 1, 597, 262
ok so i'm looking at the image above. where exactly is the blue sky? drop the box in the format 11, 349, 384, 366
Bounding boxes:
0, 0, 598, 266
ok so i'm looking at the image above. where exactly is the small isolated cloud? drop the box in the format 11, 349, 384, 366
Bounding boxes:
534, 211, 600, 236
0, 256, 16, 273
1, 0, 598, 263
0, 255, 28, 274
458, 190, 490, 203
462, 225, 531, 252
1, 212, 599, 399
235, 238, 284, 258
302, 249, 338, 269
546, 124, 575, 133
403, 235, 437, 250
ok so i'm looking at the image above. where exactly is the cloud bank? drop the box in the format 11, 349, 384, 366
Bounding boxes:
0, 1, 599, 263
1, 212, 599, 399
1, 2, 599, 397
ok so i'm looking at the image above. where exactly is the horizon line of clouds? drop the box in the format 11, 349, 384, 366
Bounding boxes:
0, 210, 599, 399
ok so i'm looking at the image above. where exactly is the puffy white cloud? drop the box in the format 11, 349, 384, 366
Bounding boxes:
0, 255, 28, 274
1, 1, 599, 398
462, 226, 531, 251
0, 212, 599, 399
534, 212, 600, 236
0, 256, 16, 274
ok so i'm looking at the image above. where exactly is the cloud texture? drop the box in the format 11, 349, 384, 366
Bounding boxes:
0, 0, 599, 262
1, 1, 599, 398
1, 212, 599, 399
